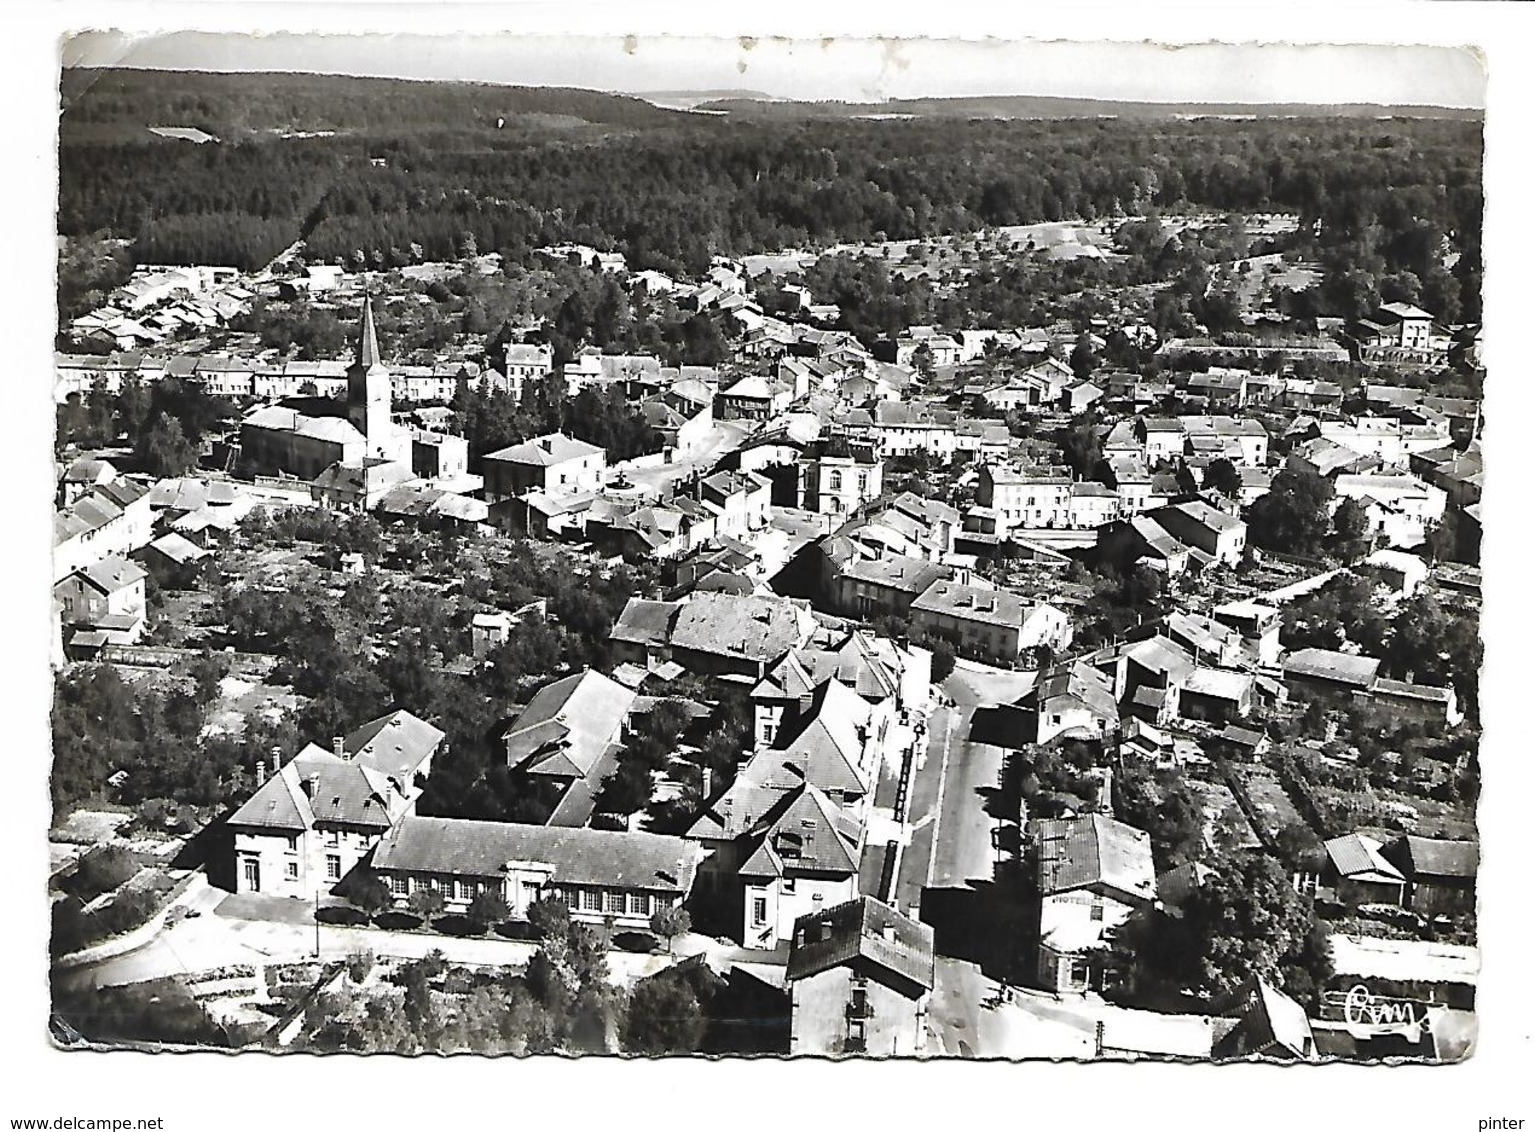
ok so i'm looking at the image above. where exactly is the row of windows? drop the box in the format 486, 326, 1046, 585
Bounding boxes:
383, 873, 674, 916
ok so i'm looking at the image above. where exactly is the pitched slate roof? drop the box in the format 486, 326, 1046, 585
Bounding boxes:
841, 553, 951, 597
147, 531, 210, 566
504, 669, 636, 780
1183, 667, 1253, 702
1389, 836, 1478, 880
686, 771, 791, 843
738, 782, 862, 879
1325, 833, 1406, 884
668, 591, 807, 666
345, 709, 445, 788
227, 744, 398, 832
294, 416, 366, 445
72, 554, 148, 596
753, 678, 875, 796
373, 815, 699, 893
786, 896, 935, 993
485, 432, 603, 467
1030, 660, 1118, 720
911, 580, 1029, 629
1161, 498, 1243, 533
1283, 648, 1381, 689
1034, 814, 1157, 903
1124, 635, 1197, 685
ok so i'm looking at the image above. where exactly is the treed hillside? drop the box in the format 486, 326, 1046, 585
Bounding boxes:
697, 94, 1484, 120
57, 68, 1483, 320
59, 67, 682, 138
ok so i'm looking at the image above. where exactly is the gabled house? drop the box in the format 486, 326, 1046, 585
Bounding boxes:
54, 554, 148, 646
344, 709, 445, 804
311, 458, 420, 512
688, 674, 893, 948
786, 896, 935, 1056
1018, 660, 1120, 746
1212, 979, 1318, 1061
1111, 635, 1196, 725
54, 478, 154, 582
483, 433, 606, 503
504, 669, 637, 828
1321, 833, 1407, 907
1380, 836, 1477, 918
1146, 500, 1247, 568
909, 580, 1073, 666
750, 632, 911, 748
737, 783, 865, 950
1031, 814, 1157, 993
716, 374, 794, 421
823, 548, 955, 620
227, 741, 411, 898
141, 531, 217, 590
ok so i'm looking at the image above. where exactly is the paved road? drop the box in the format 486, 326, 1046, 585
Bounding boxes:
891, 662, 1049, 1055
610, 421, 753, 496
55, 888, 719, 993
896, 663, 1035, 917
926, 958, 1096, 1059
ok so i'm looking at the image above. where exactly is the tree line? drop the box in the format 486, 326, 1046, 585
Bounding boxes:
59, 67, 1482, 317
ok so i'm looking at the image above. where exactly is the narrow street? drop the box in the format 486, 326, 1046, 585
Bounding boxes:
888, 661, 1044, 1055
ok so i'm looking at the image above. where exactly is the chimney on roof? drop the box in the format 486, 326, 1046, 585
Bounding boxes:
255, 760, 266, 787
270, 747, 281, 776
880, 924, 897, 943
333, 735, 346, 760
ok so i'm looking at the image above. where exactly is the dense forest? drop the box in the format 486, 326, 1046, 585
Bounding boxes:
58, 69, 1483, 319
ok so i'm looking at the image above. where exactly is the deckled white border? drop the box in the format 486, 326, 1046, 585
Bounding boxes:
4, 2, 1531, 1128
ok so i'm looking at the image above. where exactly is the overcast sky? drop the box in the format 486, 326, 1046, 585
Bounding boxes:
63, 31, 1486, 108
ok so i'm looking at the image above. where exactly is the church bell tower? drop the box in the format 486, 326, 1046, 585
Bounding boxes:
347, 295, 392, 453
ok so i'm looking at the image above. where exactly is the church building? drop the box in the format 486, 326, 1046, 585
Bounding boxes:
238, 296, 439, 481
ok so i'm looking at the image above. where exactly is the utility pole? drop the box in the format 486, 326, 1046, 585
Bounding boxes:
314, 886, 321, 959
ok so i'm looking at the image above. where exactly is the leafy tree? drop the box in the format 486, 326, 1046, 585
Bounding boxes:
1112, 764, 1206, 870
407, 886, 446, 925
345, 949, 375, 985
1058, 421, 1103, 479
347, 874, 394, 921
1203, 458, 1242, 499
1069, 332, 1098, 379
466, 889, 512, 935
929, 640, 957, 684
1111, 852, 1333, 1009
526, 894, 572, 941
137, 416, 198, 477
623, 977, 705, 1055
1274, 823, 1328, 874
649, 905, 692, 956
1330, 497, 1372, 562
1247, 469, 1334, 557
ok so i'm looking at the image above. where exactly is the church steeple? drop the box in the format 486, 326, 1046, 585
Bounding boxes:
347, 294, 392, 450
356, 293, 382, 370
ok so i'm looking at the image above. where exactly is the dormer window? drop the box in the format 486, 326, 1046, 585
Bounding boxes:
775, 831, 803, 860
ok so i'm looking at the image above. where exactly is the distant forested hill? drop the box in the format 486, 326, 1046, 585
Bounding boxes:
59, 67, 681, 140
57, 67, 1483, 323
695, 94, 1484, 121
